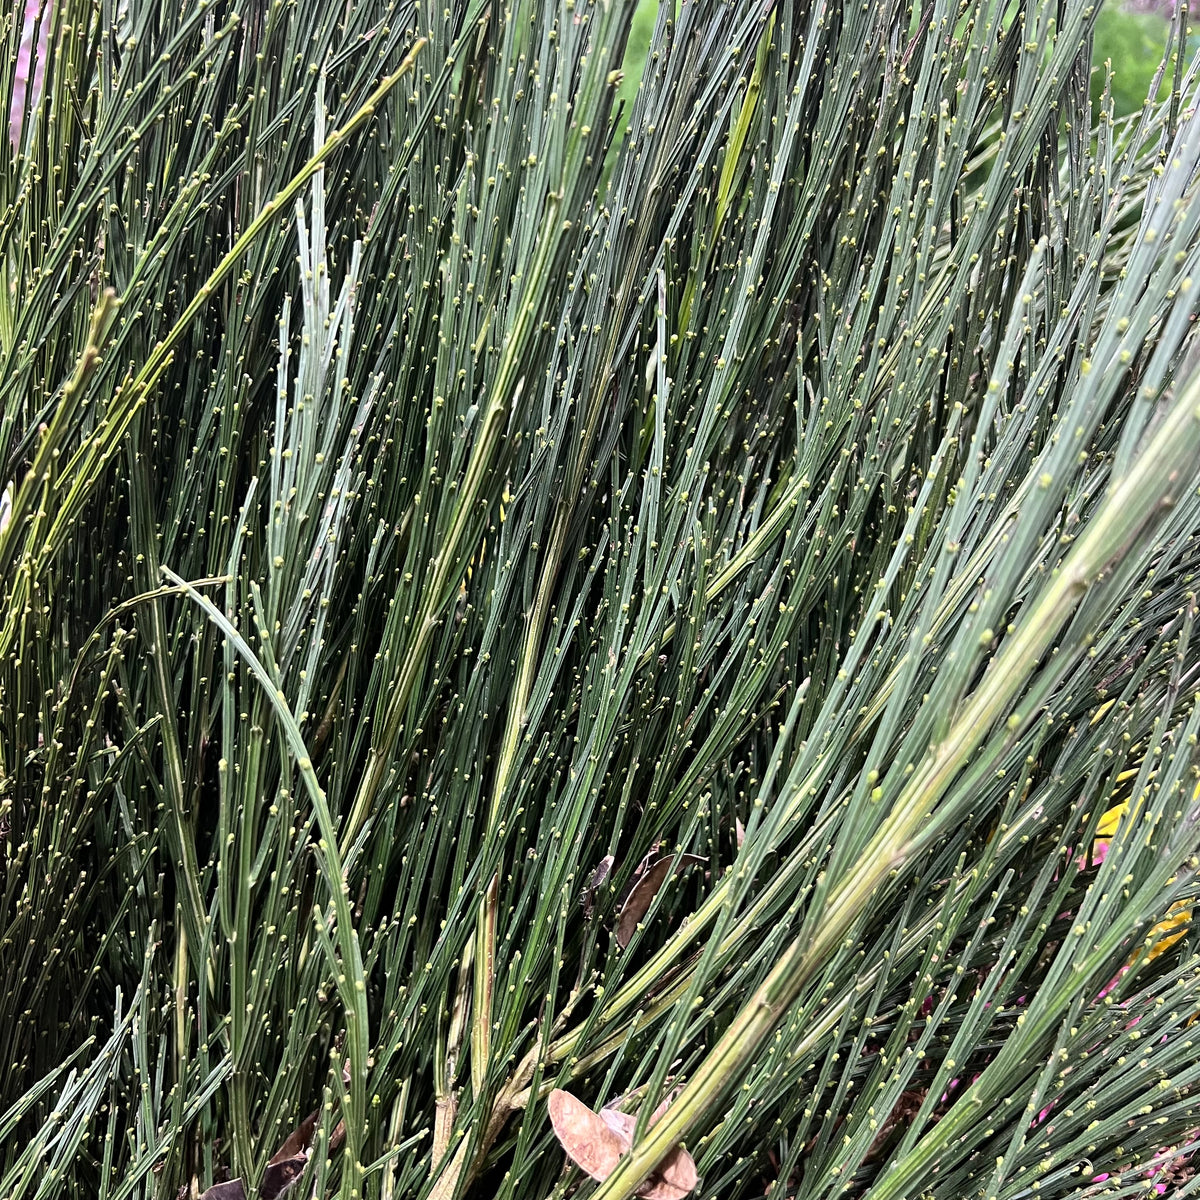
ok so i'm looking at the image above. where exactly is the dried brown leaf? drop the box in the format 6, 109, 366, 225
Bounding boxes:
594, 1109, 697, 1198
200, 1095, 340, 1200
198, 1183, 245, 1200
616, 854, 706, 948
261, 1154, 307, 1200
551, 1090, 698, 1199
548, 1088, 627, 1182
590, 854, 615, 890
269, 1108, 319, 1164
599, 1106, 636, 1141
637, 1146, 699, 1200
630, 843, 665, 885
864, 1088, 927, 1163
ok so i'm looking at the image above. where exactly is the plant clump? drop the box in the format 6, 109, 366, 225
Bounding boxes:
1, 2, 1200, 1200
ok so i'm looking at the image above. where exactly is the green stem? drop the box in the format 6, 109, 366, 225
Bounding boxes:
589, 372, 1200, 1200
166, 568, 372, 1200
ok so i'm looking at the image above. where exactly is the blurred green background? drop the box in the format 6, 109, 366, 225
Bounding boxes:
1093, 1, 1200, 113
614, 0, 1199, 129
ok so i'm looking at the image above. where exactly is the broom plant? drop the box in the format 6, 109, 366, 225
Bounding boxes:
2, 0, 1200, 1198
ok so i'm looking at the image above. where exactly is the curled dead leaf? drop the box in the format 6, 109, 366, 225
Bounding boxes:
600, 1107, 637, 1140
329, 1118, 346, 1155
616, 854, 706, 949
198, 1095, 345, 1200
595, 1110, 697, 1199
582, 853, 615, 917
631, 843, 665, 883
197, 1161, 309, 1200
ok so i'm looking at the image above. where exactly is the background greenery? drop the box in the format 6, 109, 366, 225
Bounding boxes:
1092, 0, 1200, 112
613, 0, 1200, 125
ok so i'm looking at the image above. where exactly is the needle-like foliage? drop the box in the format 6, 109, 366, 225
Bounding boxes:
2, 1, 1200, 1199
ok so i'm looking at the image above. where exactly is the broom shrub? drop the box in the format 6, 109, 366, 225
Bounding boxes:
2, 1, 1200, 1198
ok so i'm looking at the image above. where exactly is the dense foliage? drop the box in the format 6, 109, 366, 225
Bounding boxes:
2, 1, 1200, 1199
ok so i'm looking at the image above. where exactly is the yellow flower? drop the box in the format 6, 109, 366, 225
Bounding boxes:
1145, 901, 1192, 963
1090, 789, 1193, 965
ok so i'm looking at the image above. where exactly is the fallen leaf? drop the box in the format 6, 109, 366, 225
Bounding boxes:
198, 1183, 245, 1200
550, 1090, 698, 1199
864, 1088, 927, 1162
596, 1111, 697, 1199
616, 854, 706, 948
601, 1089, 675, 1129
195, 1154, 309, 1200
638, 1147, 699, 1200
269, 1108, 319, 1163
261, 1155, 307, 1200
548, 1088, 627, 1182
600, 1105, 637, 1141
632, 843, 664, 876
201, 1096, 343, 1200
590, 854, 615, 889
